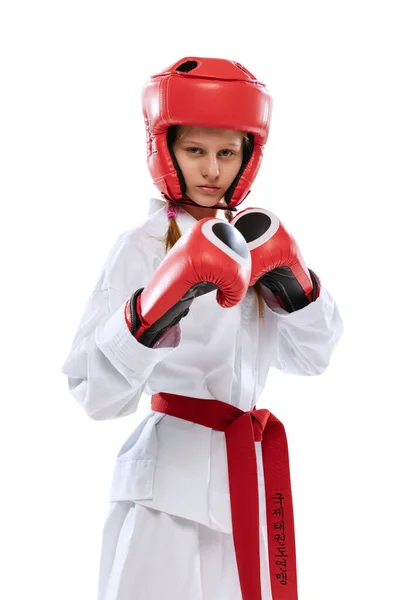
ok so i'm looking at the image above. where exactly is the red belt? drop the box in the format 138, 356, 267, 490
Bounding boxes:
151, 392, 298, 600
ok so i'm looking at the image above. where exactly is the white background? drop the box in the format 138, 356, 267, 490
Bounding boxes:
1, 1, 399, 598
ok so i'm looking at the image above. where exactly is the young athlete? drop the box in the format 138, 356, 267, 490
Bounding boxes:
61, 57, 343, 600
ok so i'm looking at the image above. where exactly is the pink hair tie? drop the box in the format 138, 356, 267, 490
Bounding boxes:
167, 203, 178, 220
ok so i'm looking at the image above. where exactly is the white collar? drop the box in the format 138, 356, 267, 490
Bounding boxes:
146, 197, 198, 237
147, 197, 167, 216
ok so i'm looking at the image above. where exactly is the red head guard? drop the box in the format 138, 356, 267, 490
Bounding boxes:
142, 57, 273, 210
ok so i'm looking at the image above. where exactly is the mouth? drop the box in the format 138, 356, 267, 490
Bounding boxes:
197, 185, 221, 193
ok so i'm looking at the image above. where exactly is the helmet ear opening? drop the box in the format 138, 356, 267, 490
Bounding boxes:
225, 133, 254, 206
167, 126, 186, 197
176, 60, 198, 73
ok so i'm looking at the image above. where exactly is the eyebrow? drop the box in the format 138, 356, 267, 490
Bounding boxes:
181, 140, 241, 148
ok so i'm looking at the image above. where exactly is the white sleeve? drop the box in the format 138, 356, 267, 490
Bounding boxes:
61, 235, 178, 421
261, 282, 344, 376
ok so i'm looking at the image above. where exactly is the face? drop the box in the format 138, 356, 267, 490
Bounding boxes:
172, 126, 244, 210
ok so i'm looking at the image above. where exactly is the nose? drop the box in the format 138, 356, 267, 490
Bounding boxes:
201, 154, 220, 180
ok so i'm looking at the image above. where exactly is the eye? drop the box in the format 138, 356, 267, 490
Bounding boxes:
186, 147, 202, 155
219, 149, 234, 157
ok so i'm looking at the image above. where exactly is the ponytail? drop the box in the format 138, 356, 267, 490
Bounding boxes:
165, 212, 183, 253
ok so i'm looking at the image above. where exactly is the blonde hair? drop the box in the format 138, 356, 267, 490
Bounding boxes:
164, 204, 265, 320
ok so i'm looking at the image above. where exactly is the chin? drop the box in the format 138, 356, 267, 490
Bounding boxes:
189, 191, 226, 208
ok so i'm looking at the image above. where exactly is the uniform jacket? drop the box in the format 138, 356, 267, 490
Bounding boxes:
61, 198, 344, 533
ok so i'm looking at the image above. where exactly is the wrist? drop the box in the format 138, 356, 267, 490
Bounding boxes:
124, 288, 144, 336
259, 266, 318, 312
309, 269, 320, 302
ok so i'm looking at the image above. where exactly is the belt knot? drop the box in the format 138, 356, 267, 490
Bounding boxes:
248, 407, 271, 442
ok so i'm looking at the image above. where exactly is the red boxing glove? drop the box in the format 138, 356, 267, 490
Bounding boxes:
125, 218, 251, 347
231, 207, 319, 312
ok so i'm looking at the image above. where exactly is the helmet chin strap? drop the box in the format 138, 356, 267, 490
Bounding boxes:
161, 194, 239, 212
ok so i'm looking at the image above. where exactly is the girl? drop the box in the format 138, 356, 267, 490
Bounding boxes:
61, 57, 343, 600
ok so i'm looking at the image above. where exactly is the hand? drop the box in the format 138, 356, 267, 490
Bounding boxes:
231, 207, 319, 312
125, 217, 251, 347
